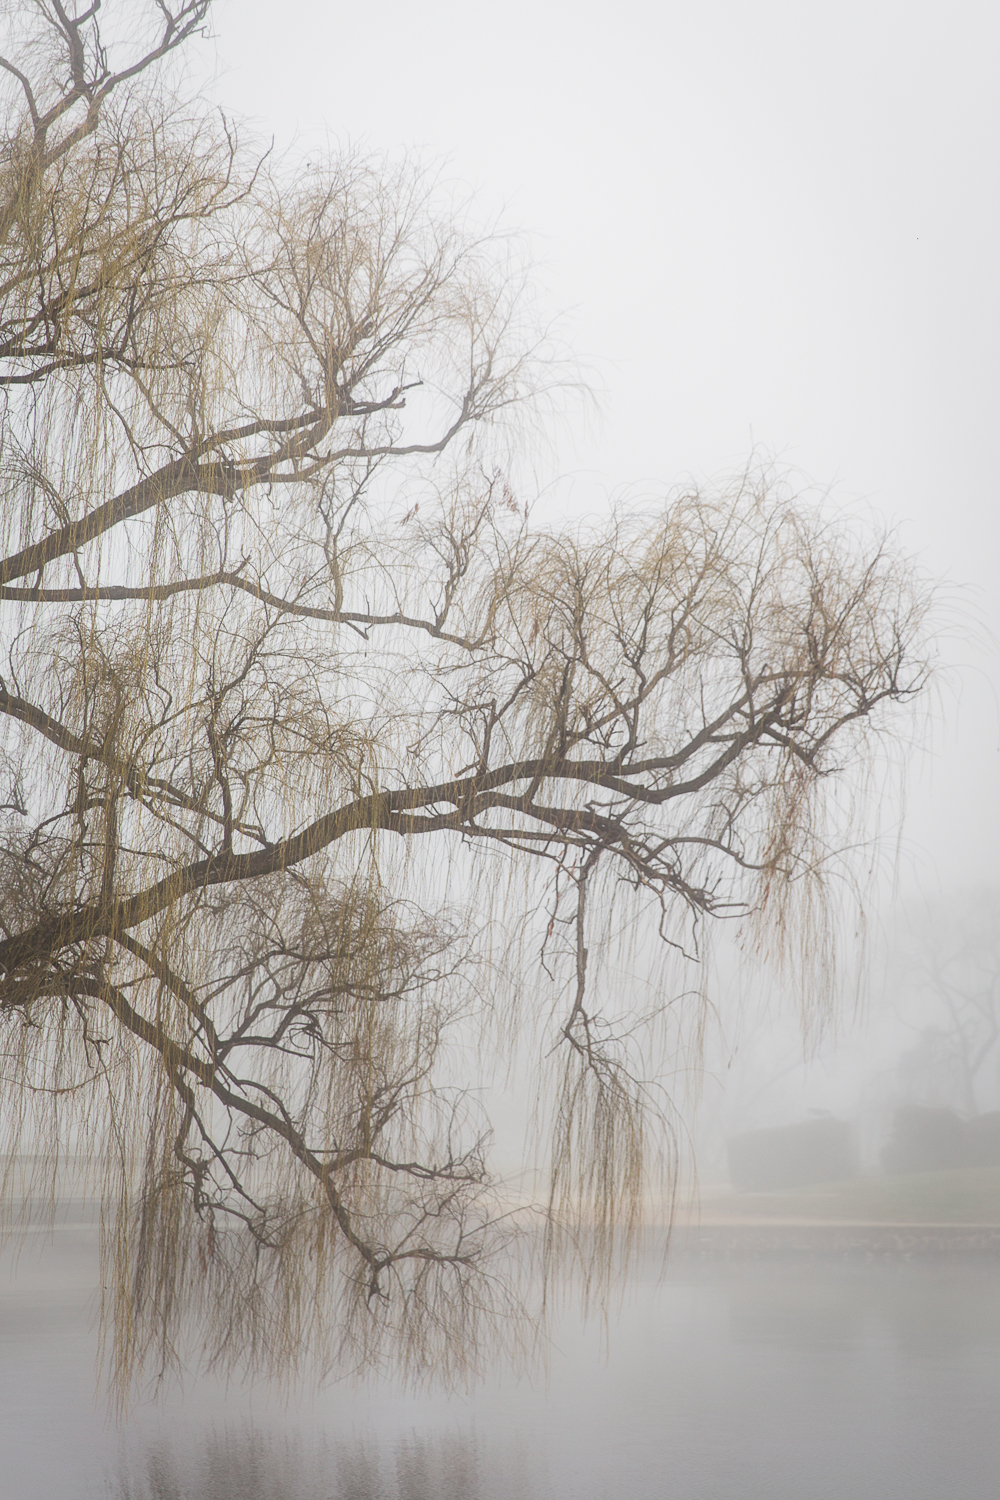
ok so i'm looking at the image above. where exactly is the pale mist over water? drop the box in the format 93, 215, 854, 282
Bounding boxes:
3, 1211, 1000, 1500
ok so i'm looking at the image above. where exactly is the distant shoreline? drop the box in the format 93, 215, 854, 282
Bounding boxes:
669, 1221, 1000, 1259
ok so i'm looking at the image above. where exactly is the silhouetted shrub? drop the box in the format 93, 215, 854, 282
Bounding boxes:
881, 1107, 967, 1174
728, 1118, 858, 1191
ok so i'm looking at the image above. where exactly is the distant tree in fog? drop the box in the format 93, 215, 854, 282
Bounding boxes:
894, 891, 1000, 1117
0, 1, 932, 1395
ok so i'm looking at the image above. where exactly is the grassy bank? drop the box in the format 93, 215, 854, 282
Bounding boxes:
694, 1168, 1000, 1226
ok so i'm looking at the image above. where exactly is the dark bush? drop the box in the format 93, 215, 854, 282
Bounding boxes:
728, 1118, 859, 1192
963, 1112, 1000, 1169
881, 1107, 967, 1174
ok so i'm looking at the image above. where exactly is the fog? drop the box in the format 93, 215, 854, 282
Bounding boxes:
204, 0, 1000, 897
4, 0, 1000, 1495
200, 0, 1000, 1188
4, 1214, 1000, 1499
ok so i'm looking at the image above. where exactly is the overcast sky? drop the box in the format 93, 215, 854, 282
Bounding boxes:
202, 0, 999, 904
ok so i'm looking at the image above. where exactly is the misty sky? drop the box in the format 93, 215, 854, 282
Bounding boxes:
199, 0, 1000, 902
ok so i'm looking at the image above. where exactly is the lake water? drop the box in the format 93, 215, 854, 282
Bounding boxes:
2, 1213, 999, 1499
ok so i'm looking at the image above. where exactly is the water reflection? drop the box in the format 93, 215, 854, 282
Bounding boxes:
115, 1427, 489, 1500
119, 1429, 317, 1500
3, 1226, 1000, 1500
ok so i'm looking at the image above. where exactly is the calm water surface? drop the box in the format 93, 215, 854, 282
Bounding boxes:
2, 1212, 998, 1499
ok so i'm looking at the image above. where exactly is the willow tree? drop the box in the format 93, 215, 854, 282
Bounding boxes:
0, 1, 929, 1391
